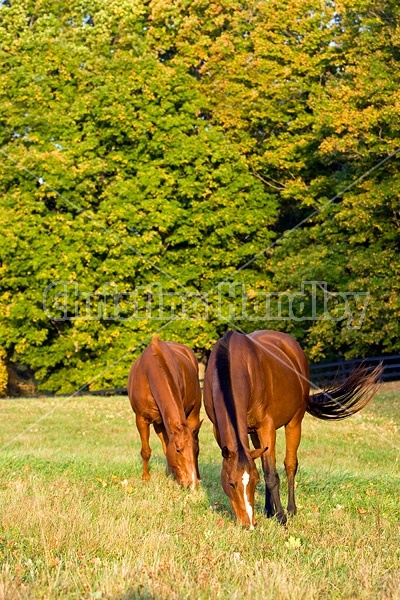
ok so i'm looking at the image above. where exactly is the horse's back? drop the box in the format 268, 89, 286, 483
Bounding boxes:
167, 342, 197, 370
166, 341, 201, 411
248, 330, 309, 379
128, 344, 162, 422
204, 332, 258, 429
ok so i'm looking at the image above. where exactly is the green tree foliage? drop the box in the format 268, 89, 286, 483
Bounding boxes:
0, 0, 276, 392
268, 0, 400, 360
0, 347, 7, 396
0, 0, 398, 392
176, 0, 400, 360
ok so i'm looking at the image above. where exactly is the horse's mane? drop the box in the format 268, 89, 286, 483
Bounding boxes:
215, 331, 250, 466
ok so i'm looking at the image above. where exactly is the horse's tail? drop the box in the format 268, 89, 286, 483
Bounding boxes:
306, 363, 382, 421
150, 336, 181, 405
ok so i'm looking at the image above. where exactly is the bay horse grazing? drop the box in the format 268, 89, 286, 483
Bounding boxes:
204, 330, 382, 528
128, 337, 202, 489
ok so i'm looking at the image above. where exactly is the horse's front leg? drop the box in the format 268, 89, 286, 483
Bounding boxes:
257, 424, 286, 525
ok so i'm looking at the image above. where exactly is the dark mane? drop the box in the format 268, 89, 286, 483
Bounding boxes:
215, 331, 249, 466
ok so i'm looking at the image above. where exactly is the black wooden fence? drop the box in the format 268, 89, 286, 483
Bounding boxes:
76, 354, 400, 396
309, 354, 400, 386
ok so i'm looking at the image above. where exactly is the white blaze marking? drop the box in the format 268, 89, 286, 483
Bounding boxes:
191, 471, 196, 490
242, 471, 253, 527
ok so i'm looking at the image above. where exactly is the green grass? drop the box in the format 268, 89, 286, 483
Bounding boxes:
0, 385, 399, 599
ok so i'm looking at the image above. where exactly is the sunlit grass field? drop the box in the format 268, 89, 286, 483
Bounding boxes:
0, 384, 399, 599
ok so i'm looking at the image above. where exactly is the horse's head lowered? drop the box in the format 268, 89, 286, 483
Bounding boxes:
221, 446, 267, 529
166, 421, 202, 489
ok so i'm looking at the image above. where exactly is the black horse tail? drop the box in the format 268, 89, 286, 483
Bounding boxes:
306, 363, 382, 420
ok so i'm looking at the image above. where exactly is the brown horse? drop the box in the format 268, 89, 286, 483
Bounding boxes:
203, 330, 382, 528
128, 336, 202, 489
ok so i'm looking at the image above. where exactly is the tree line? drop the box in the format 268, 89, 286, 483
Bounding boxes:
0, 0, 399, 393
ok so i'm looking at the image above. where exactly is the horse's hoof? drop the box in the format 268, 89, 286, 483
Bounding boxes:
276, 512, 287, 526
142, 474, 150, 481
264, 510, 274, 519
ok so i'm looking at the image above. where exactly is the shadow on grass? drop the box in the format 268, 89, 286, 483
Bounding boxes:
199, 458, 292, 526
116, 586, 157, 600
198, 459, 234, 520
198, 459, 290, 530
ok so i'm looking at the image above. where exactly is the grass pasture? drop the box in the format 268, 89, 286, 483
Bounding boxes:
0, 385, 399, 599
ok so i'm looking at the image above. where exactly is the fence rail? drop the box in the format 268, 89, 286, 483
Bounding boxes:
309, 354, 400, 385
75, 354, 400, 396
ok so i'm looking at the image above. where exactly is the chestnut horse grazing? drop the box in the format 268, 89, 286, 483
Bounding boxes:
204, 330, 382, 528
128, 337, 202, 489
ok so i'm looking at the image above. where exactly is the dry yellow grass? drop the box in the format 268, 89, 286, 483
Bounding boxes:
0, 384, 399, 599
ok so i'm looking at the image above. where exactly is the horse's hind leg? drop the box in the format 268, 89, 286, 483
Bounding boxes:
284, 410, 304, 516
136, 416, 152, 481
186, 410, 202, 479
257, 424, 286, 525
154, 422, 173, 476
